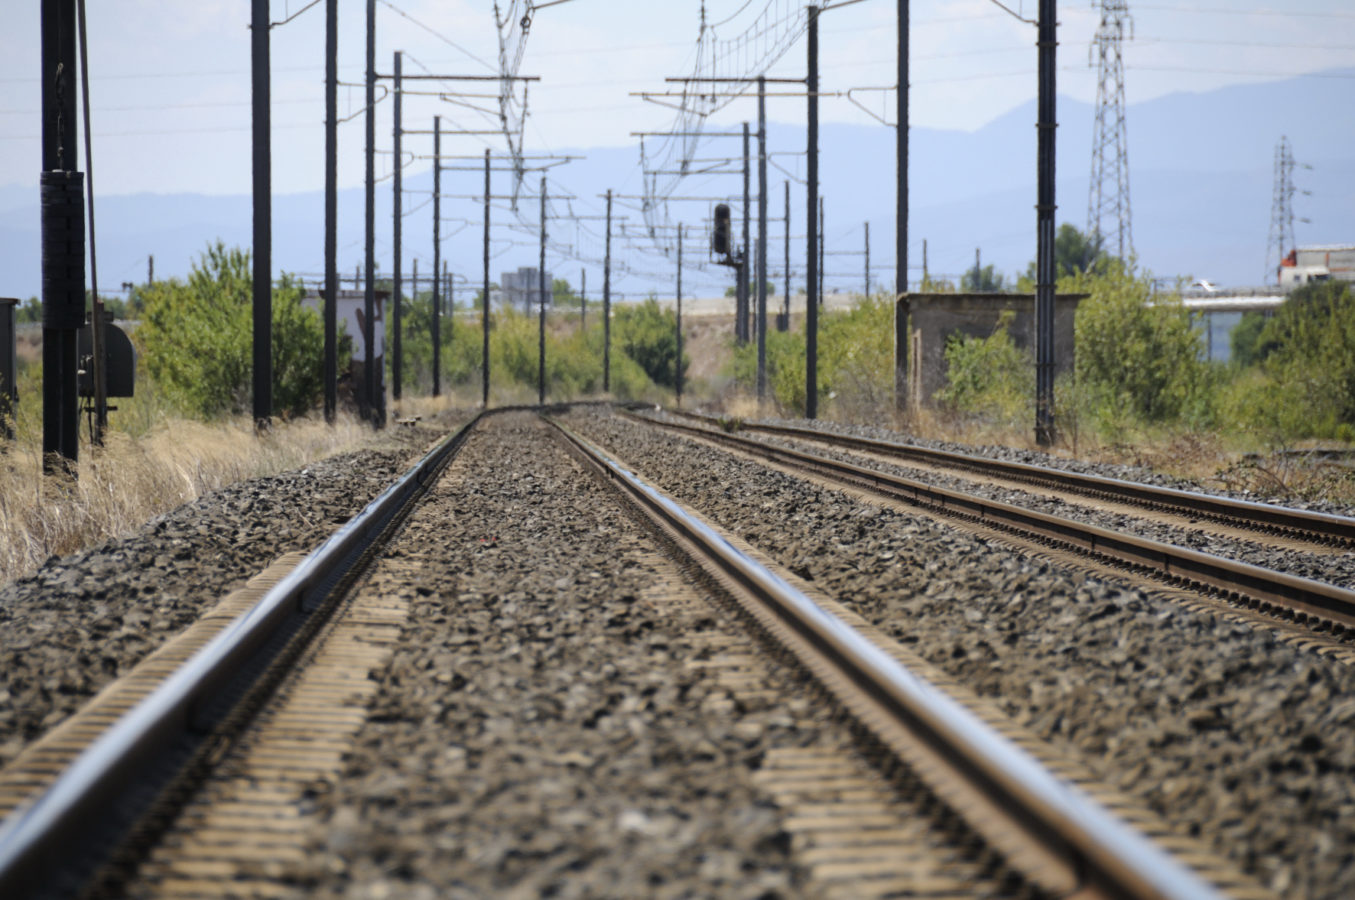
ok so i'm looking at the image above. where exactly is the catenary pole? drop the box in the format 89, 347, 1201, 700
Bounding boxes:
580, 268, 586, 330
806, 5, 820, 419
482, 149, 491, 406
431, 116, 441, 397
676, 223, 683, 406
895, 0, 909, 412
363, 0, 380, 425
323, 0, 337, 422
783, 179, 790, 330
538, 175, 547, 405
391, 51, 402, 401
741, 121, 751, 345
252, 0, 272, 428
40, 0, 82, 472
756, 76, 768, 403
1035, 0, 1058, 445
603, 189, 613, 393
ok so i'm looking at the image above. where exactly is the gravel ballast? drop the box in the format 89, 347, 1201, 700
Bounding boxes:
575, 407, 1355, 900
297, 413, 810, 898
0, 426, 446, 768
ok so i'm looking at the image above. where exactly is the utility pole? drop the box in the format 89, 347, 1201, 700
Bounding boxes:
148, 254, 153, 285
580, 268, 586, 330
739, 122, 751, 346
431, 116, 441, 398
1088, 0, 1133, 259
864, 221, 870, 299
252, 0, 272, 428
363, 0, 380, 426
676, 223, 683, 406
391, 51, 403, 401
756, 76, 768, 403
1035, 0, 1057, 446
538, 174, 547, 405
323, 0, 337, 423
603, 189, 613, 393
41, 0, 82, 472
783, 179, 790, 331
896, 0, 909, 413
482, 149, 491, 406
806, 5, 820, 420
76, 0, 107, 446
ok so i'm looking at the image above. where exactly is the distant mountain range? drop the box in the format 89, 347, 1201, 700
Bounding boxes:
1, 68, 1351, 302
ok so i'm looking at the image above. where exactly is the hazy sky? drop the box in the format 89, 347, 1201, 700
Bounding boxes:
3, 1, 1354, 200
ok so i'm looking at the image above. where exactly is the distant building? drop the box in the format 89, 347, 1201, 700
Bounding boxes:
500, 267, 551, 312
1279, 245, 1355, 289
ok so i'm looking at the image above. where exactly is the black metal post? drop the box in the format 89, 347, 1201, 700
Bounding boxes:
1035, 0, 1058, 445
676, 223, 683, 406
740, 121, 751, 345
895, 0, 909, 413
445, 260, 452, 354
392, 51, 402, 401
324, 0, 337, 423
864, 221, 870, 299
603, 189, 612, 393
538, 174, 547, 405
756, 76, 768, 403
806, 5, 820, 419
482, 149, 490, 406
580, 268, 586, 330
0, 298, 17, 442
75, 0, 105, 445
431, 116, 441, 398
251, 0, 271, 428
783, 179, 790, 331
363, 0, 382, 425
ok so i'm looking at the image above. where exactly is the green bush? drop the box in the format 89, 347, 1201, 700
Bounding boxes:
936, 310, 1033, 426
136, 243, 335, 419
614, 298, 687, 389
1069, 264, 1210, 427
731, 295, 894, 417
1236, 281, 1355, 440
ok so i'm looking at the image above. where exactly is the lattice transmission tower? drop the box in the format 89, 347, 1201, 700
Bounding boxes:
1087, 0, 1134, 259
1266, 135, 1300, 284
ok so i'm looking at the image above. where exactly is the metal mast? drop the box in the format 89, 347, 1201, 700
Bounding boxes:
1266, 135, 1298, 284
1087, 0, 1133, 260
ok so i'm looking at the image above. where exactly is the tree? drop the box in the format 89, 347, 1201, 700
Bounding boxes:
136, 242, 334, 418
1069, 265, 1207, 424
1021, 224, 1108, 288
552, 278, 574, 307
613, 298, 687, 388
1255, 281, 1355, 434
960, 263, 1005, 292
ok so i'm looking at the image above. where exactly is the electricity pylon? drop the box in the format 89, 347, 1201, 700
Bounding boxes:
1087, 0, 1134, 260
1266, 135, 1309, 285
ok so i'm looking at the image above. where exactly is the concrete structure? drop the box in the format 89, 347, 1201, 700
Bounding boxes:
501, 267, 551, 313
302, 288, 387, 406
902, 292, 1084, 407
1279, 245, 1355, 289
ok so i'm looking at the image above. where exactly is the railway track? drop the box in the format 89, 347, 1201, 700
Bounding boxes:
660, 409, 1355, 550
629, 409, 1355, 639
0, 407, 1268, 898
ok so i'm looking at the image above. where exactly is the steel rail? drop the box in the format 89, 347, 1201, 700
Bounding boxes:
548, 417, 1225, 900
0, 412, 487, 897
631, 412, 1355, 631
660, 409, 1355, 546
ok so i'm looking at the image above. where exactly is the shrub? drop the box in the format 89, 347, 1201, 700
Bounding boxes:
136, 243, 333, 419
1248, 281, 1355, 439
1069, 265, 1209, 426
936, 310, 1033, 426
614, 298, 687, 389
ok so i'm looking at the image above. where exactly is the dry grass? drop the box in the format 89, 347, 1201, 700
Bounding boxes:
0, 412, 375, 588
